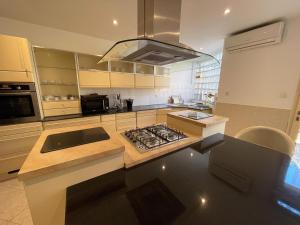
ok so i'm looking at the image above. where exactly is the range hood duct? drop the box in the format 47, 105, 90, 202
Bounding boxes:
99, 0, 217, 66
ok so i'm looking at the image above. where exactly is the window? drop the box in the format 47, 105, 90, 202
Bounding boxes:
193, 52, 222, 105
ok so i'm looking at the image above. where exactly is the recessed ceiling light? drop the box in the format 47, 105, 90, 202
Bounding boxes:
224, 8, 231, 15
113, 19, 118, 26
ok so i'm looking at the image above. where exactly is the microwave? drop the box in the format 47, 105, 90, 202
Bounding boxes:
80, 94, 109, 115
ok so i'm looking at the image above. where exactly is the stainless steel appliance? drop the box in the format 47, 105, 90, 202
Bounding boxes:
99, 0, 219, 66
124, 124, 187, 152
0, 82, 41, 125
80, 94, 109, 115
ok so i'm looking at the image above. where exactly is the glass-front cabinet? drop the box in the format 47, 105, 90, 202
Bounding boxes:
34, 47, 81, 117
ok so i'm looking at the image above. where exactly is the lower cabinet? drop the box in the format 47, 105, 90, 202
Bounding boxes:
0, 122, 42, 181
101, 114, 116, 132
137, 110, 156, 127
43, 116, 101, 130
116, 112, 136, 131
156, 108, 187, 123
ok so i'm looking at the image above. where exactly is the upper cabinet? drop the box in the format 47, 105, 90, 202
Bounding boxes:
154, 66, 170, 88
110, 61, 134, 88
135, 63, 154, 88
34, 48, 80, 117
0, 34, 33, 82
77, 54, 110, 88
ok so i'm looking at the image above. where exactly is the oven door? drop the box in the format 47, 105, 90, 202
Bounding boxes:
0, 92, 41, 125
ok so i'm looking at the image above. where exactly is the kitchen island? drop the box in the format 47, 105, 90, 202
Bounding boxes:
65, 134, 299, 225
18, 123, 203, 225
18, 124, 125, 225
167, 110, 229, 137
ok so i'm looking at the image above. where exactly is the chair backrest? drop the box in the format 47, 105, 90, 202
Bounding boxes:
235, 126, 295, 157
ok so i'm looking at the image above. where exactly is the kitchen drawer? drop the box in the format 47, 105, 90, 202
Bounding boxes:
42, 100, 80, 110
43, 108, 81, 117
101, 121, 116, 132
116, 118, 136, 131
110, 72, 134, 88
43, 116, 100, 130
101, 114, 116, 122
137, 110, 156, 116
156, 108, 173, 115
135, 74, 154, 88
0, 154, 28, 181
137, 115, 156, 128
116, 112, 136, 120
0, 122, 42, 137
79, 70, 110, 88
0, 71, 33, 82
0, 132, 40, 157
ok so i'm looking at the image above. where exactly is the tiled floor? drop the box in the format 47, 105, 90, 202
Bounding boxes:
0, 179, 33, 225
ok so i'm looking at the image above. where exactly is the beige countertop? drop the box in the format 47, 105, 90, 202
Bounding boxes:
168, 110, 229, 128
18, 123, 203, 180
18, 124, 125, 180
119, 132, 201, 168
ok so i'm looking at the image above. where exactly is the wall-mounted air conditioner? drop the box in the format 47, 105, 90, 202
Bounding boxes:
224, 21, 285, 53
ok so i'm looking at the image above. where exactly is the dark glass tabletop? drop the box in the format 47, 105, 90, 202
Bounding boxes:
65, 134, 300, 225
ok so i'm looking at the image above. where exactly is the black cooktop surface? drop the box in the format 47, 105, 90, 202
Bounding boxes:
41, 127, 110, 153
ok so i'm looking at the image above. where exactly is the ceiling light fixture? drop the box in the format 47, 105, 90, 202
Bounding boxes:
113, 19, 118, 26
224, 8, 231, 15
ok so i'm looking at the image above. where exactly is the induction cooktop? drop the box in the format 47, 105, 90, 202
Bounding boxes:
41, 127, 110, 153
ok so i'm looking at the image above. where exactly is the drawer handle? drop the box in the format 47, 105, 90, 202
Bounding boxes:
8, 169, 20, 174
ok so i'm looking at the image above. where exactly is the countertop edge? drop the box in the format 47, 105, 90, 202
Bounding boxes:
18, 145, 125, 181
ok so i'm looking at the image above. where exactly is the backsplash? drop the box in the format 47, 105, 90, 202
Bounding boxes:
80, 69, 194, 106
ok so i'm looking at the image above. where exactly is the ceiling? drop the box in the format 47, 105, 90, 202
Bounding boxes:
0, 0, 300, 54
0, 0, 138, 41
180, 0, 300, 53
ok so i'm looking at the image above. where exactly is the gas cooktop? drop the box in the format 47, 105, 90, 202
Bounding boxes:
124, 124, 187, 152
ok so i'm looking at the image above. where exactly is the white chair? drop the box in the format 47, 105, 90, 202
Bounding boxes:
235, 126, 295, 157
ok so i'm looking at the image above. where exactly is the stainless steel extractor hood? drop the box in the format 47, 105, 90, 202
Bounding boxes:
99, 0, 217, 66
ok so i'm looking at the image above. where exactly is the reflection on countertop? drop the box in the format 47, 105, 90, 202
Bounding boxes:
65, 134, 300, 225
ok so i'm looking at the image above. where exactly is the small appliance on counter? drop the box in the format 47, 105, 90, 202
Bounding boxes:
125, 98, 134, 111
80, 94, 109, 115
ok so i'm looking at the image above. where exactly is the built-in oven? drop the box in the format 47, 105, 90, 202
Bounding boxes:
0, 82, 41, 125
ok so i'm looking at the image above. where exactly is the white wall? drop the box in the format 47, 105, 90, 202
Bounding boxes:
218, 16, 300, 110
0, 17, 113, 55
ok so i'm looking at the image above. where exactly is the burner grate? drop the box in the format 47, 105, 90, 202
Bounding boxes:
124, 124, 187, 152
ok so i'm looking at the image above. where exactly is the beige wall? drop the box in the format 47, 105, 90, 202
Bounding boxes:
0, 17, 113, 55
216, 16, 300, 136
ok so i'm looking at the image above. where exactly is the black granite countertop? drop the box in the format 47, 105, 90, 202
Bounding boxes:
42, 104, 211, 122
65, 134, 300, 225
